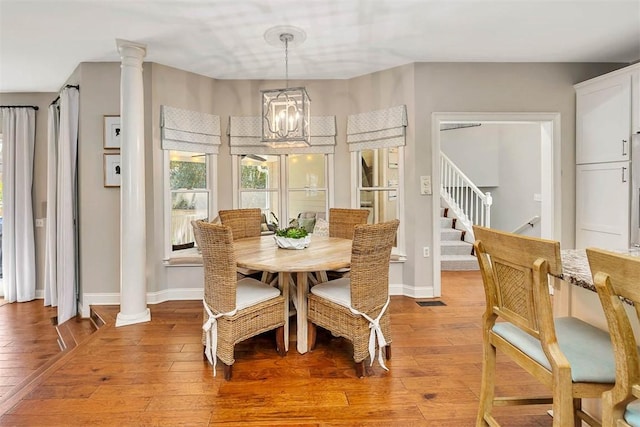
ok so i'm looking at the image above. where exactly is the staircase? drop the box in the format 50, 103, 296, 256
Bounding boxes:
440, 207, 479, 271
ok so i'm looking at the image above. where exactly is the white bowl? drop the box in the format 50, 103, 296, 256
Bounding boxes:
274, 235, 310, 250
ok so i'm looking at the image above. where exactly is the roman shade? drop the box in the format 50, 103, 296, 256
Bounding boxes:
161, 105, 221, 154
347, 105, 407, 151
229, 116, 336, 155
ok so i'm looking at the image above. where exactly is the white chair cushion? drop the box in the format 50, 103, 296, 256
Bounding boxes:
312, 218, 329, 236
625, 400, 640, 426
236, 277, 281, 310
492, 317, 616, 383
309, 277, 351, 307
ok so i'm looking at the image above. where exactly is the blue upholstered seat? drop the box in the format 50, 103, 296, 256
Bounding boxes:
492, 317, 617, 383
625, 400, 640, 426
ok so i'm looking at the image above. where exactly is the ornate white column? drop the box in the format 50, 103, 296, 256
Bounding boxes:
115, 39, 150, 327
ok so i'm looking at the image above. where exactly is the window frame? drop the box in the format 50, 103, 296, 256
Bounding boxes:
350, 146, 405, 256
163, 150, 217, 260
232, 153, 333, 228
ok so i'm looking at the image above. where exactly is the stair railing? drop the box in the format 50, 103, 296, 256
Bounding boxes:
511, 215, 541, 234
440, 152, 492, 234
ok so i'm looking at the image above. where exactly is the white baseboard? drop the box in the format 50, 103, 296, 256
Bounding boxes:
390, 283, 434, 298
81, 285, 429, 318
80, 288, 204, 318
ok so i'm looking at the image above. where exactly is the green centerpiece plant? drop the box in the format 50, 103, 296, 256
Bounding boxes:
275, 226, 308, 239
273, 223, 311, 250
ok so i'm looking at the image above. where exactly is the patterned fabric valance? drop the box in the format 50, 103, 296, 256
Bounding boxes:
161, 105, 221, 154
229, 116, 336, 155
347, 105, 407, 152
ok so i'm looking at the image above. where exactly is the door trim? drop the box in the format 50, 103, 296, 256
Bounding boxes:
431, 112, 561, 297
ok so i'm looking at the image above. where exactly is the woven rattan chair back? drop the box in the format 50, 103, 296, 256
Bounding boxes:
587, 248, 640, 427
196, 221, 238, 313
218, 208, 262, 240
349, 220, 399, 314
328, 208, 369, 240
473, 226, 562, 337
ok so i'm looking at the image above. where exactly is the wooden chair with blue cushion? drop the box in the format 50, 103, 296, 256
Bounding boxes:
194, 220, 286, 380
473, 226, 616, 427
587, 247, 640, 427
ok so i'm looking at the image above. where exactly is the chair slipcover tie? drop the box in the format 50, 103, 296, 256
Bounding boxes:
348, 297, 390, 371
202, 300, 237, 377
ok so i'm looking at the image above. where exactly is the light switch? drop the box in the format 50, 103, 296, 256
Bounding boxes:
420, 175, 432, 195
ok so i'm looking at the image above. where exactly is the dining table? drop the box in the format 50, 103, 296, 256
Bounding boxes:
233, 234, 353, 354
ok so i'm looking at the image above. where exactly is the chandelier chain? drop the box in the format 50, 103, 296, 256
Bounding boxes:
283, 34, 290, 88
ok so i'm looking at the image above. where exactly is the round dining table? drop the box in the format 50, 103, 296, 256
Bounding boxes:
233, 234, 352, 354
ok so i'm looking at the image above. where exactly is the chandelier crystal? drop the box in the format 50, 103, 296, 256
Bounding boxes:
262, 30, 311, 147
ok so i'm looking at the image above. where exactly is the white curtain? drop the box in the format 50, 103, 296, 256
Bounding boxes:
1, 107, 36, 302
44, 87, 79, 324
44, 104, 59, 306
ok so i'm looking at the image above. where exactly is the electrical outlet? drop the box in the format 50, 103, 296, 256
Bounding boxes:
423, 246, 430, 257
35, 218, 45, 227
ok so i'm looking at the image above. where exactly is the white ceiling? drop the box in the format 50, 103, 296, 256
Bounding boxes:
1, 0, 639, 93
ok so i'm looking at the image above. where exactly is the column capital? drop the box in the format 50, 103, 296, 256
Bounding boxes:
116, 39, 147, 60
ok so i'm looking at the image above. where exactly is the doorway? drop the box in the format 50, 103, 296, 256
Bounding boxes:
431, 112, 561, 297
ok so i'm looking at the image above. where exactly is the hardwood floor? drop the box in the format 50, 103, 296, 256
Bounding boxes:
0, 272, 554, 426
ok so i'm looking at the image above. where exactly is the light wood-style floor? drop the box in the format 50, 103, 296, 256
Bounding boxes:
0, 271, 553, 426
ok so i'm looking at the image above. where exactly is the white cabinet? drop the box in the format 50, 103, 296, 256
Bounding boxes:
632, 69, 640, 134
576, 162, 630, 249
576, 73, 632, 164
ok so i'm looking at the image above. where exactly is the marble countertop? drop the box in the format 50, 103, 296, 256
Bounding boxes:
558, 249, 595, 292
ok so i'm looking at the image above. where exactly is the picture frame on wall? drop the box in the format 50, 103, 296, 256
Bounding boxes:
103, 115, 121, 149
104, 153, 121, 187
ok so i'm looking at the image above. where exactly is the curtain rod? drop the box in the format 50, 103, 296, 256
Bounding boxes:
0, 105, 39, 110
50, 84, 80, 106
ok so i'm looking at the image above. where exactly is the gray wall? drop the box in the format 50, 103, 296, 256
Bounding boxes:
1, 60, 626, 304
442, 122, 542, 236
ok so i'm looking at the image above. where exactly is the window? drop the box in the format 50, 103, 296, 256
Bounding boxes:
168, 151, 210, 250
236, 153, 329, 230
347, 105, 407, 253
239, 154, 280, 222
356, 147, 401, 224
287, 153, 327, 230
229, 115, 336, 230
160, 105, 221, 258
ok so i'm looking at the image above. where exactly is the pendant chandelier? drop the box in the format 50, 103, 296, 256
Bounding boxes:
261, 26, 311, 147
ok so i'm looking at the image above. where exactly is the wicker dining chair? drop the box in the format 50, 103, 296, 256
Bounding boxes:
473, 226, 616, 427
218, 208, 263, 278
328, 208, 370, 240
587, 247, 640, 427
310, 208, 370, 283
195, 220, 286, 380
218, 208, 262, 240
307, 219, 399, 377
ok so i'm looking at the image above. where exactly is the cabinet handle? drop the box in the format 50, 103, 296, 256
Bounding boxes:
623, 166, 628, 183
623, 139, 628, 156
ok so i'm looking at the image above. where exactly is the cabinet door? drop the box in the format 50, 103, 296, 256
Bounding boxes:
632, 69, 640, 134
576, 74, 631, 164
576, 161, 630, 249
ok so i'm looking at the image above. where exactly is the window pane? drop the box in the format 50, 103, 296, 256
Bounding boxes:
169, 151, 206, 190
360, 149, 377, 187
241, 154, 279, 190
288, 154, 325, 188
288, 189, 326, 224
360, 190, 398, 224
171, 191, 208, 245
241, 191, 279, 225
